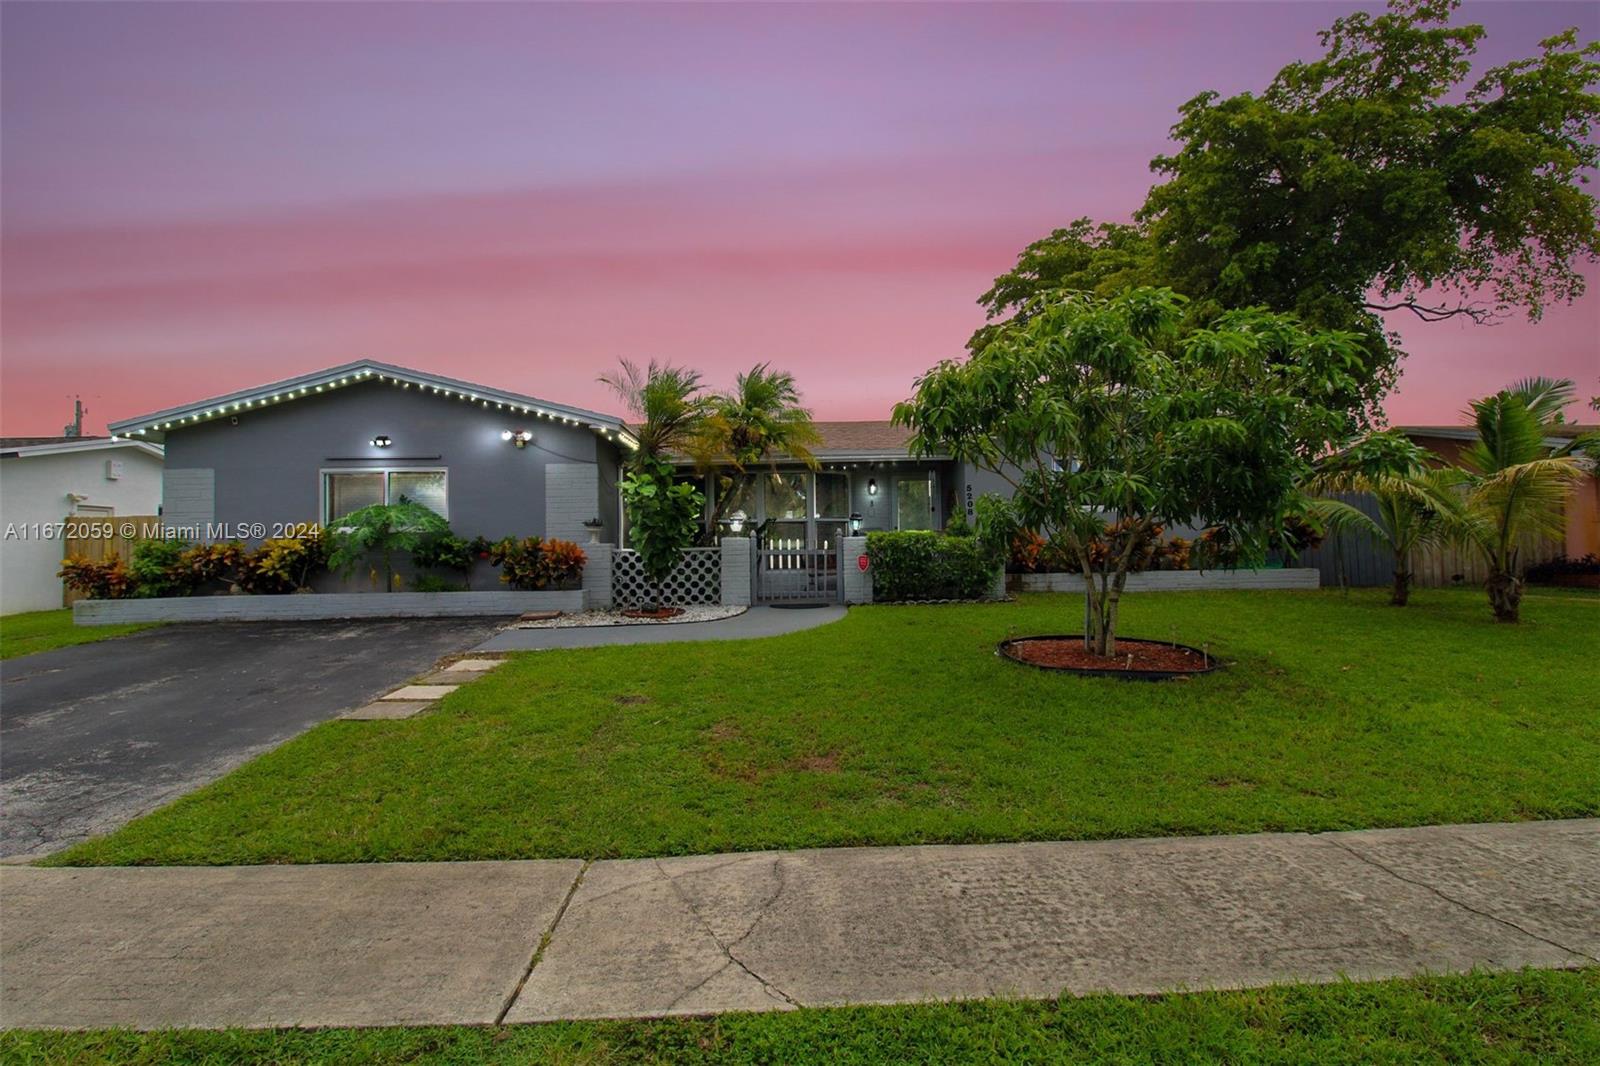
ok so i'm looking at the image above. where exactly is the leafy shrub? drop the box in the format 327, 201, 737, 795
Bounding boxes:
1008, 521, 1192, 574
487, 537, 587, 590
177, 541, 249, 589
327, 502, 451, 592
411, 534, 474, 572
1526, 554, 1600, 583
620, 459, 704, 601
59, 556, 138, 599
240, 528, 329, 594
866, 531, 997, 601
128, 539, 196, 598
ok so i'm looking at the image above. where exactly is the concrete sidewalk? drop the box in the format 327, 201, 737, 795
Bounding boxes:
475, 604, 845, 652
3, 820, 1595, 1030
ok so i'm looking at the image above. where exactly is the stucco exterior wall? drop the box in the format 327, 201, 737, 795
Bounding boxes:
1, 447, 164, 614
157, 380, 622, 546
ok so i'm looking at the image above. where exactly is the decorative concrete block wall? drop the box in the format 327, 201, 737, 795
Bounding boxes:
720, 537, 753, 607
841, 536, 872, 604
544, 464, 599, 545
582, 543, 613, 610
1015, 568, 1321, 593
74, 590, 584, 626
612, 547, 722, 609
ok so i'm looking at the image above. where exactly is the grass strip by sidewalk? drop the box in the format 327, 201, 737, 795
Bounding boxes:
3, 968, 1595, 1065
47, 589, 1598, 867
0, 609, 157, 660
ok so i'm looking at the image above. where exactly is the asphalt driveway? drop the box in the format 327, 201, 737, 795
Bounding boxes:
0, 618, 505, 860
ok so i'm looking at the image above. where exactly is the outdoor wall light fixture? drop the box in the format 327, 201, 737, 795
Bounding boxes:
727, 510, 748, 534
849, 512, 863, 534
501, 429, 532, 449
867, 478, 878, 496
370, 435, 392, 448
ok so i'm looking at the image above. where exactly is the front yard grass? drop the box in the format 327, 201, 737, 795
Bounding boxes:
48, 588, 1598, 867
3, 969, 1595, 1064
0, 609, 157, 660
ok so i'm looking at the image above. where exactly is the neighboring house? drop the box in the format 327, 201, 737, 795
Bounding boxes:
107, 360, 634, 552
1300, 423, 1599, 588
1398, 424, 1599, 559
673, 421, 1012, 549
0, 437, 164, 613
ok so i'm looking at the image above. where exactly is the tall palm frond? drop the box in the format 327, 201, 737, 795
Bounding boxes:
1506, 376, 1576, 426
1450, 379, 1593, 622
599, 358, 706, 466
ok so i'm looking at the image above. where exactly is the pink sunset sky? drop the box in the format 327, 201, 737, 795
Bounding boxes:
3, 1, 1596, 436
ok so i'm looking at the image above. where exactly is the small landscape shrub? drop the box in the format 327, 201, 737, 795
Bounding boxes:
867, 530, 996, 601
411, 534, 474, 572
487, 537, 587, 590
239, 528, 329, 593
1525, 554, 1600, 584
128, 539, 196, 598
58, 556, 138, 600
1008, 522, 1193, 574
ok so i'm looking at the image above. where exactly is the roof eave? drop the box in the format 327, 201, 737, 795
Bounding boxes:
107, 360, 628, 442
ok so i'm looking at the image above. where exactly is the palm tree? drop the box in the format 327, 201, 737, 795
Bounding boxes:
599, 358, 707, 470
1450, 379, 1594, 623
689, 364, 822, 541
1307, 431, 1457, 606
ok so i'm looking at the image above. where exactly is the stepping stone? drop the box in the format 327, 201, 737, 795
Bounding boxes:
382, 685, 457, 701
342, 701, 431, 721
441, 658, 505, 673
417, 671, 480, 685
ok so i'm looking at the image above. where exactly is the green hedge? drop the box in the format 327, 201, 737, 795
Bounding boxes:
866, 531, 998, 602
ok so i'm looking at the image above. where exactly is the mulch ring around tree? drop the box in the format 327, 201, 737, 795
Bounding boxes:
620, 607, 686, 620
998, 635, 1220, 680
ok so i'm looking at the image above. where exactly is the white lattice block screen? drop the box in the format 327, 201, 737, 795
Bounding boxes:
613, 548, 723, 608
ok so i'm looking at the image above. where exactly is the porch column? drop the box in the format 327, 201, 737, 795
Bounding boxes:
583, 543, 614, 610
842, 535, 872, 604
720, 537, 752, 606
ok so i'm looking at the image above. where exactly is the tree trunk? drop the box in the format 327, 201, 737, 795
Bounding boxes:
1389, 568, 1411, 607
1486, 570, 1522, 623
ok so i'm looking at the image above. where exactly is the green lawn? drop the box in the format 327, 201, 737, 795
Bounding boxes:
0, 609, 157, 660
3, 969, 1595, 1065
47, 588, 1597, 867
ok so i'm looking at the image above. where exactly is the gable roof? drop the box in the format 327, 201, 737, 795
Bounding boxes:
1, 436, 163, 461
106, 359, 634, 448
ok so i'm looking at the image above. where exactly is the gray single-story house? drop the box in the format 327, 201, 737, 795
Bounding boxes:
674, 421, 1008, 551
107, 360, 634, 548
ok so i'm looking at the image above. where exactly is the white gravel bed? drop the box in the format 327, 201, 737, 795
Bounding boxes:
504, 605, 749, 629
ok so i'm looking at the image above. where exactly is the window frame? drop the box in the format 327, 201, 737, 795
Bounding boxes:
321, 467, 450, 525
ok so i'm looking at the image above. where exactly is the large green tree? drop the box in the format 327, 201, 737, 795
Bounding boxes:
976, 1, 1600, 418
896, 287, 1367, 656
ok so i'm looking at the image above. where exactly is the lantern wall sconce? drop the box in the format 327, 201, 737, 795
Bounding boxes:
501, 430, 532, 449
370, 435, 392, 448
849, 512, 863, 534
867, 478, 878, 496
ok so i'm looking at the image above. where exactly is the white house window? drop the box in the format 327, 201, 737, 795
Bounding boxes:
324, 470, 447, 523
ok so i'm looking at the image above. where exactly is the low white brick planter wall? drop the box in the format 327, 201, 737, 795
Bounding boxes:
73, 590, 583, 626
1015, 568, 1321, 593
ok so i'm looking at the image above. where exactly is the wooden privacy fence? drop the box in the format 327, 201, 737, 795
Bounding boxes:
1297, 494, 1565, 590
60, 515, 165, 606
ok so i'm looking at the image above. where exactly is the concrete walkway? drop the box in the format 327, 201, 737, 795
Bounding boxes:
2, 819, 1594, 1030
475, 603, 846, 652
